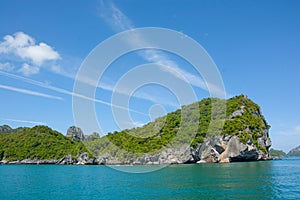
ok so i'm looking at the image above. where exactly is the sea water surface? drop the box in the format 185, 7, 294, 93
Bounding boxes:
1, 158, 300, 199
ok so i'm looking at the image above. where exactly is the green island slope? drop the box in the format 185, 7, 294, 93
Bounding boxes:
0, 125, 87, 162
269, 148, 287, 157
85, 95, 272, 164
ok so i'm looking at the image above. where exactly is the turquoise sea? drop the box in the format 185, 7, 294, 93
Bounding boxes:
1, 158, 300, 199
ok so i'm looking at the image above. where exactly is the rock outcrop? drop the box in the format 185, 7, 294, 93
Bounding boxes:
57, 155, 76, 165
66, 126, 85, 141
134, 145, 194, 165
0, 125, 13, 133
194, 135, 271, 163
66, 126, 100, 142
56, 153, 97, 165
77, 152, 97, 165
85, 132, 100, 141
96, 146, 194, 165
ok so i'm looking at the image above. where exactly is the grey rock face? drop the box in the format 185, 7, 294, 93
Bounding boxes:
193, 134, 271, 164
66, 126, 85, 141
229, 106, 244, 119
223, 136, 259, 162
77, 152, 97, 165
97, 146, 194, 165
85, 132, 100, 141
97, 130, 272, 165
193, 136, 226, 163
0, 125, 12, 133
200, 146, 220, 163
229, 110, 243, 119
156, 145, 194, 164
57, 155, 76, 165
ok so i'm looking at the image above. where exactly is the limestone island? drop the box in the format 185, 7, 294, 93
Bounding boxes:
0, 95, 273, 165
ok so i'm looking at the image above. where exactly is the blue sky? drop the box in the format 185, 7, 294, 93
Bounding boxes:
0, 0, 299, 152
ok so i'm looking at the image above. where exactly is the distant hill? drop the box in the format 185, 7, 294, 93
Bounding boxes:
269, 148, 287, 157
288, 145, 300, 157
0, 125, 89, 163
0, 125, 26, 133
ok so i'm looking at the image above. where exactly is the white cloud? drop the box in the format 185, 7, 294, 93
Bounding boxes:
0, 32, 60, 76
0, 84, 63, 100
17, 42, 60, 66
0, 62, 14, 72
0, 32, 34, 52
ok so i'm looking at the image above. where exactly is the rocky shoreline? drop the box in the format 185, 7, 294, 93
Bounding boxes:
0, 157, 275, 166
1, 134, 274, 165
95, 134, 272, 165
0, 152, 97, 165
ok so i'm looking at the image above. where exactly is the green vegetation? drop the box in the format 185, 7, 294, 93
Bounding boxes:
269, 148, 287, 157
86, 95, 270, 157
0, 126, 88, 162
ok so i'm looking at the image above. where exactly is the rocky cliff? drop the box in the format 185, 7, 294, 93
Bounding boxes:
66, 126, 85, 141
66, 126, 100, 141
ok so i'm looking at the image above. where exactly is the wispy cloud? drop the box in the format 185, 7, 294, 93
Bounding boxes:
18, 63, 39, 76
0, 118, 46, 125
272, 125, 300, 152
98, 1, 225, 98
0, 62, 14, 72
0, 84, 63, 100
99, 0, 133, 31
0, 71, 147, 116
98, 78, 179, 107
